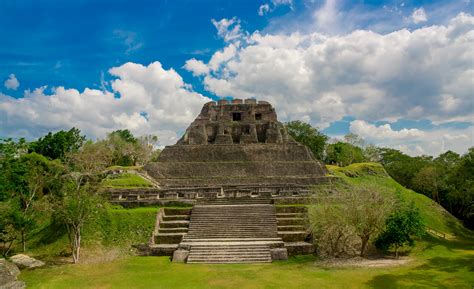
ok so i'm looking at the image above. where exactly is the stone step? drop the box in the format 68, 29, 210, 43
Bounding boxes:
155, 233, 186, 244
277, 225, 306, 231
164, 208, 192, 215
285, 242, 315, 256
162, 215, 190, 221
187, 243, 272, 264
276, 213, 305, 218
160, 220, 189, 228
277, 218, 305, 226
278, 231, 308, 242
158, 227, 188, 233
275, 206, 308, 213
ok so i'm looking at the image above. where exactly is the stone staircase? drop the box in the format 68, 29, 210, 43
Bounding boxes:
136, 207, 191, 256
177, 197, 286, 263
275, 206, 315, 256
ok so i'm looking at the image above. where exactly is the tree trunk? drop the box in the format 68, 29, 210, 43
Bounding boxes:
360, 236, 369, 257
395, 246, 399, 259
72, 226, 81, 264
21, 231, 26, 252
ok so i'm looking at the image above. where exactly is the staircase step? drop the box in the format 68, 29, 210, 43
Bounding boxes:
155, 233, 186, 244
162, 215, 190, 221
160, 220, 189, 228
278, 231, 308, 242
278, 225, 306, 231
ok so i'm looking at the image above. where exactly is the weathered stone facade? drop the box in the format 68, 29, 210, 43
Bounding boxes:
110, 99, 329, 205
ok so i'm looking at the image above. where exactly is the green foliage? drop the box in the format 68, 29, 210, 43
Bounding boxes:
109, 129, 138, 144
0, 137, 28, 161
0, 153, 64, 251
29, 127, 86, 160
105, 130, 158, 166
285, 120, 328, 160
380, 147, 474, 228
325, 141, 366, 166
375, 201, 425, 257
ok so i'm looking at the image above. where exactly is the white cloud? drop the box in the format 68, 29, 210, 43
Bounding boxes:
412, 7, 428, 24
185, 13, 474, 130
349, 120, 473, 156
259, 4, 271, 16
0, 62, 211, 146
183, 58, 209, 76
211, 17, 247, 43
313, 0, 341, 33
4, 74, 19, 90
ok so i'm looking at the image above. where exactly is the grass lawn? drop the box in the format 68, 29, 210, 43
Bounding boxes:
102, 173, 153, 188
19, 235, 474, 289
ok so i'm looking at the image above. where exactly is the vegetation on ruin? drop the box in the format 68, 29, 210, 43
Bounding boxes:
102, 173, 153, 188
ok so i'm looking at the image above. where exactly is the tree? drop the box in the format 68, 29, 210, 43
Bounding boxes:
345, 186, 394, 257
412, 166, 444, 203
1, 153, 63, 251
446, 148, 474, 228
104, 130, 159, 166
344, 133, 365, 148
286, 121, 328, 160
0, 138, 28, 162
325, 142, 366, 166
29, 127, 86, 160
0, 202, 21, 257
55, 173, 102, 263
309, 185, 394, 257
375, 202, 424, 258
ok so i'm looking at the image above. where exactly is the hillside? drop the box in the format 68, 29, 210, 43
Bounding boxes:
326, 163, 473, 240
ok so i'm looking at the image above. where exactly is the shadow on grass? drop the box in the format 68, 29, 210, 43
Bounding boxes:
366, 235, 474, 289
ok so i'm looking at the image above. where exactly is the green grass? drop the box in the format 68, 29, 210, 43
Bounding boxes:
26, 206, 158, 258
102, 173, 153, 188
19, 235, 474, 289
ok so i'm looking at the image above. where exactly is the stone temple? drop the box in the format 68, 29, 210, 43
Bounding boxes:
111, 99, 330, 263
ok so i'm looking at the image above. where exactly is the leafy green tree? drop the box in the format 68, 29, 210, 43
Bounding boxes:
55, 173, 102, 263
1, 153, 63, 251
0, 138, 28, 162
412, 166, 444, 203
286, 120, 328, 160
375, 202, 424, 258
29, 127, 86, 160
446, 148, 474, 228
325, 142, 366, 166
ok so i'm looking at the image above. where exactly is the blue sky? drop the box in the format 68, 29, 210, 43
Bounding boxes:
0, 0, 473, 156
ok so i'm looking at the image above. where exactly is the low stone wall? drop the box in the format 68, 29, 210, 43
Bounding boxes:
107, 182, 326, 206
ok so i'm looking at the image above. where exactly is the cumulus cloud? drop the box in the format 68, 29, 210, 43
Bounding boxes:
0, 62, 211, 145
185, 13, 474, 130
211, 17, 247, 43
183, 58, 209, 76
349, 120, 473, 156
412, 7, 428, 24
4, 74, 19, 90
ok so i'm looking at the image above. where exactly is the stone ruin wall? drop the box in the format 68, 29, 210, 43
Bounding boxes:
178, 99, 294, 145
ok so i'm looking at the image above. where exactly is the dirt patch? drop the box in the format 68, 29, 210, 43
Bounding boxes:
317, 256, 411, 268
